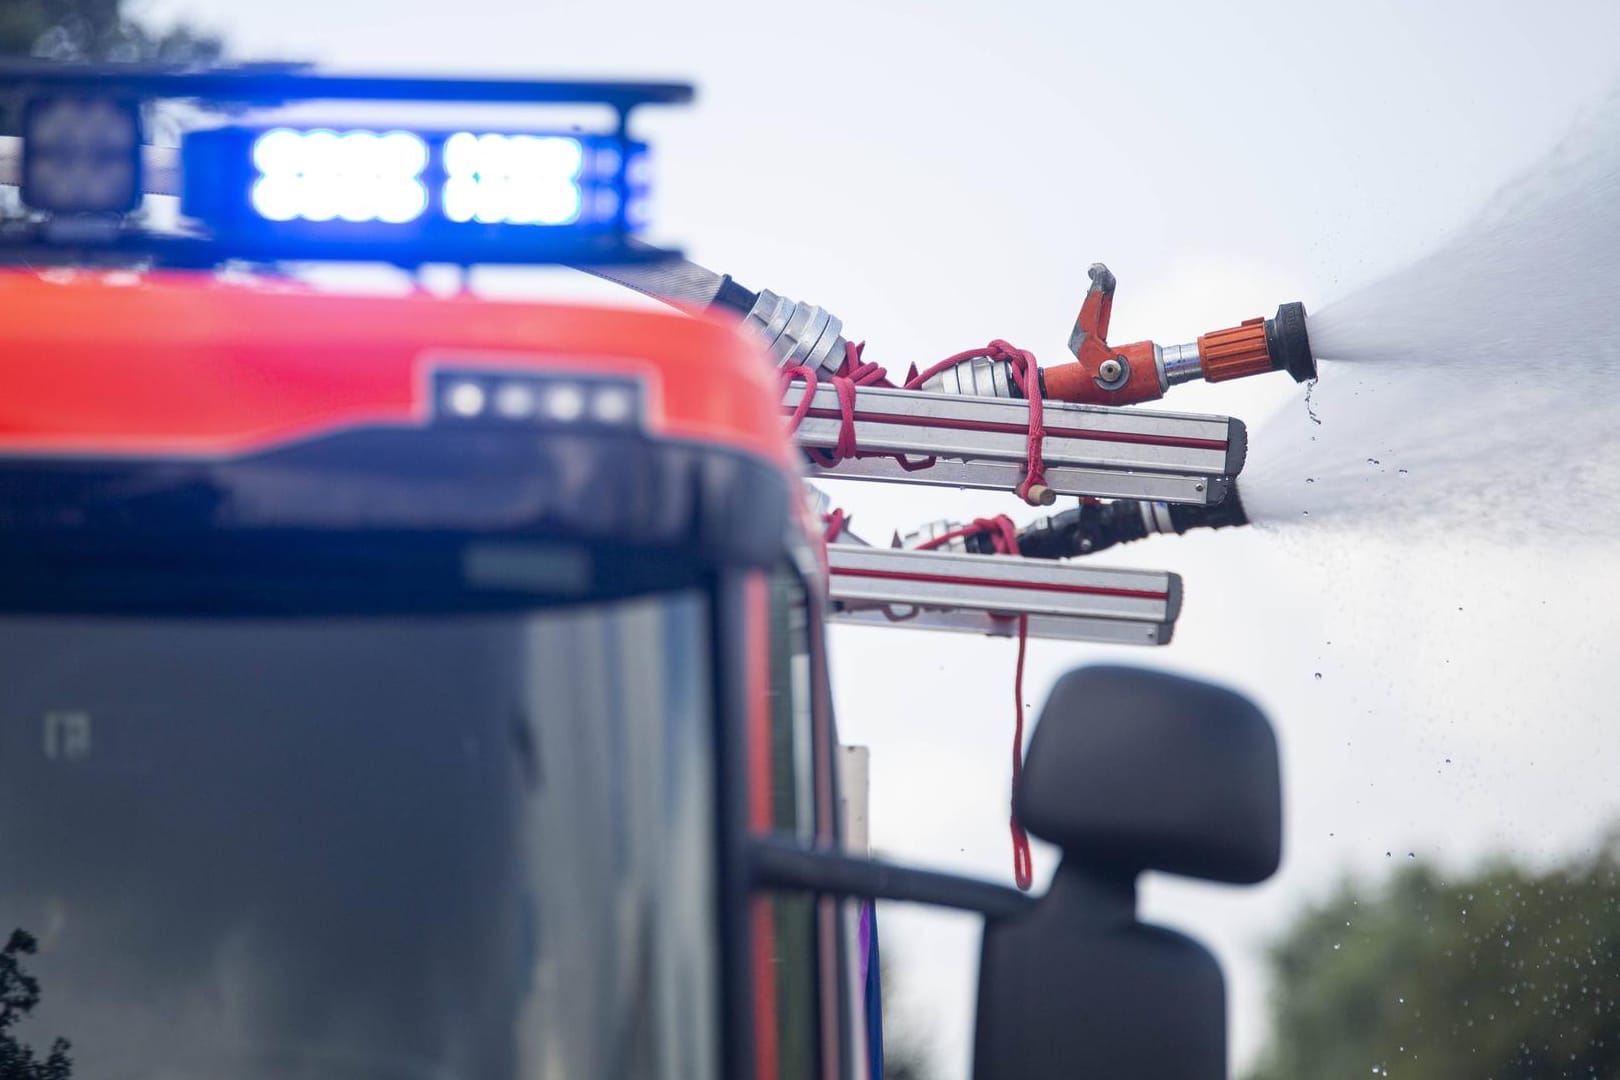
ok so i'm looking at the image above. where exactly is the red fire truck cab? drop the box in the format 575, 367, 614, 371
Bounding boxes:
0, 65, 1283, 1080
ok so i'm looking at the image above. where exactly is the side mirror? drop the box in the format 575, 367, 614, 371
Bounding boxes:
973, 665, 1282, 1080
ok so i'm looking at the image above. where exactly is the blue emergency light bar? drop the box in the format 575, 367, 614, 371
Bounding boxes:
0, 64, 690, 267
183, 126, 648, 235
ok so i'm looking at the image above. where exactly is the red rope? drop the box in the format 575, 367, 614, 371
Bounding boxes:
907, 341, 1051, 505
1010, 613, 1033, 890
913, 514, 1021, 555
912, 514, 1035, 890
782, 364, 819, 430
906, 340, 1050, 507
782, 340, 1049, 500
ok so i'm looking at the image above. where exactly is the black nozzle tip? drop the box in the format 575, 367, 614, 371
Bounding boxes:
1166, 484, 1249, 534
1266, 302, 1316, 383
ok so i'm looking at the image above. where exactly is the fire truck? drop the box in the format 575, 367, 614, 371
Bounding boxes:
0, 66, 1304, 1079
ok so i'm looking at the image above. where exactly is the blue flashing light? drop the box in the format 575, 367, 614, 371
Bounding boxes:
442, 133, 584, 226
178, 120, 654, 264
227, 128, 631, 230
249, 128, 429, 225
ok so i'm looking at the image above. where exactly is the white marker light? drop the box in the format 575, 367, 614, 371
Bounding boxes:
435, 371, 642, 429
445, 381, 487, 418
541, 384, 587, 422
494, 382, 537, 419
590, 386, 635, 424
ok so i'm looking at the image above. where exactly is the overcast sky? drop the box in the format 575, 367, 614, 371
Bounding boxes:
137, 0, 1620, 1074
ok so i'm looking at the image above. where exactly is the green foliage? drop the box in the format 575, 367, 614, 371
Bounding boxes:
0, 2, 225, 139
0, 929, 72, 1080
879, 949, 938, 1080
1247, 838, 1620, 1080
0, 1, 222, 64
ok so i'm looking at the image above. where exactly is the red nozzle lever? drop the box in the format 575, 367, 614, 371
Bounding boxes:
1041, 264, 1317, 406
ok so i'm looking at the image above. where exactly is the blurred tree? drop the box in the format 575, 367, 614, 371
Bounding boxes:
0, 929, 72, 1080
0, 1, 222, 64
0, 3, 224, 142
879, 948, 937, 1080
1247, 836, 1620, 1079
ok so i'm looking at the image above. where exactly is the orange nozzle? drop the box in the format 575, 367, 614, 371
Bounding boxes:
1043, 263, 1166, 406
1042, 339, 1161, 405
1198, 317, 1272, 383
1040, 265, 1317, 405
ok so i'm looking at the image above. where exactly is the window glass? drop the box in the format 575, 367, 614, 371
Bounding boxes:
0, 593, 719, 1080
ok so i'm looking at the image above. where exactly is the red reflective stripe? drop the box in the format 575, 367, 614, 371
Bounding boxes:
830, 565, 1169, 601
751, 899, 780, 1080
744, 575, 780, 1080
797, 406, 1228, 452
745, 575, 773, 832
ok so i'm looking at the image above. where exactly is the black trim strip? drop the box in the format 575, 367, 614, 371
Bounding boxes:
748, 835, 1035, 922
712, 572, 759, 1080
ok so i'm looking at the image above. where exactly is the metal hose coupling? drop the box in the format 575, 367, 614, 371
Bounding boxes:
743, 289, 849, 378
917, 355, 1021, 398
1015, 488, 1251, 559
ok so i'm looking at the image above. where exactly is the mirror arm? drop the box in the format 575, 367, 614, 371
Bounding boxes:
747, 833, 1035, 920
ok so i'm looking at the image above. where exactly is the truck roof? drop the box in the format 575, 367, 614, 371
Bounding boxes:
0, 269, 792, 470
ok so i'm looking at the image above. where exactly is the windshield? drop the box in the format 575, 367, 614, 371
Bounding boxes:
0, 594, 718, 1080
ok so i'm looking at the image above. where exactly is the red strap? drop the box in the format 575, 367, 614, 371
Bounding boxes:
914, 514, 1035, 890
1010, 612, 1033, 891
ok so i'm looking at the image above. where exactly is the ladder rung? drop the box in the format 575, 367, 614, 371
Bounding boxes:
786, 382, 1243, 505
825, 544, 1180, 645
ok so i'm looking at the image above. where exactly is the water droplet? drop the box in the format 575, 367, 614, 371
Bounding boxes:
1333, 943, 1342, 950
1408, 852, 1416, 858
1367, 457, 1381, 465
1314, 672, 1323, 680
1398, 468, 1409, 476
1305, 477, 1316, 484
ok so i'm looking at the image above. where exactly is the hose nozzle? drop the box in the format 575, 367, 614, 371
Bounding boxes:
1179, 302, 1317, 386
1015, 489, 1251, 559
1041, 263, 1318, 405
